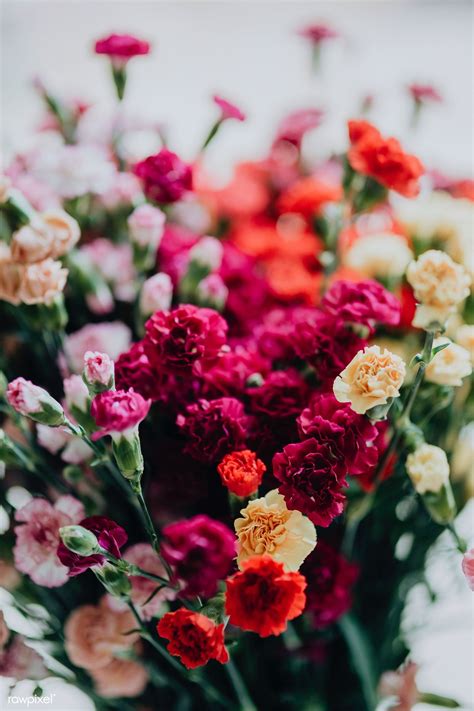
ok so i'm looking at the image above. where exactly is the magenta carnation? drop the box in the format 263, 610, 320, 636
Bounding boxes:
275, 109, 324, 147
162, 514, 236, 598
272, 438, 347, 527
144, 305, 227, 375
90, 389, 151, 439
115, 341, 162, 401
297, 392, 380, 476
176, 397, 249, 463
321, 279, 401, 332
57, 516, 127, 576
133, 149, 193, 204
248, 369, 309, 420
301, 541, 358, 627
298, 23, 339, 44
213, 95, 246, 122
201, 345, 270, 399
94, 33, 150, 59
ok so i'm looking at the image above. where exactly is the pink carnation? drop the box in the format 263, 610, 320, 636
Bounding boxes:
57, 516, 127, 576
7, 378, 45, 415
14, 496, 85, 587
134, 149, 193, 204
140, 273, 173, 317
90, 389, 151, 439
213, 95, 246, 122
462, 549, 474, 591
115, 341, 163, 401
83, 351, 114, 388
298, 23, 339, 44
162, 515, 236, 598
144, 304, 227, 375
128, 204, 166, 249
201, 345, 270, 399
63, 322, 131, 373
94, 33, 150, 62
321, 279, 401, 332
275, 108, 324, 147
408, 83, 442, 104
0, 636, 48, 681
177, 397, 249, 463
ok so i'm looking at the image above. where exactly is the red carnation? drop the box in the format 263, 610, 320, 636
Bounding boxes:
57, 516, 127, 576
176, 397, 249, 463
321, 279, 401, 332
157, 609, 229, 669
272, 438, 347, 527
218, 449, 266, 497
94, 33, 150, 62
134, 149, 192, 204
225, 555, 306, 637
90, 389, 150, 439
144, 304, 227, 375
347, 119, 424, 198
301, 541, 358, 627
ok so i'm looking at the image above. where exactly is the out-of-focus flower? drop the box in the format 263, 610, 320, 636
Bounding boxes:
455, 324, 474, 364
57, 516, 128, 576
461, 549, 474, 591
41, 209, 80, 258
157, 609, 229, 669
94, 33, 150, 64
115, 543, 175, 619
298, 23, 339, 44
348, 119, 424, 197
91, 389, 150, 439
408, 83, 442, 104
213, 94, 246, 122
196, 273, 228, 310
64, 374, 90, 415
0, 245, 22, 305
189, 236, 224, 271
11, 222, 54, 263
80, 239, 136, 302
128, 203, 166, 249
14, 496, 85, 587
99, 171, 142, 209
406, 250, 470, 329
140, 272, 173, 316
134, 149, 193, 203
7, 377, 65, 425
322, 279, 400, 331
275, 108, 324, 147
273, 438, 346, 526
235, 489, 316, 571
162, 514, 235, 598
90, 657, 148, 698
302, 541, 358, 627
379, 662, 419, 711
115, 341, 162, 401
84, 351, 115, 392
0, 612, 9, 650
277, 177, 342, 219
218, 449, 266, 497
406, 443, 450, 494
17, 258, 68, 305
0, 175, 11, 202
63, 322, 131, 372
225, 555, 306, 637
0, 560, 21, 591
177, 397, 249, 463
333, 345, 406, 415
425, 337, 472, 386
343, 233, 413, 279
0, 636, 48, 681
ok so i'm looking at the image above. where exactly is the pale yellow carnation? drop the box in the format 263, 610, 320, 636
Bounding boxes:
17, 258, 68, 305
455, 324, 474, 364
344, 233, 413, 279
234, 489, 316, 571
406, 443, 450, 494
425, 337, 472, 387
406, 250, 471, 329
333, 345, 406, 415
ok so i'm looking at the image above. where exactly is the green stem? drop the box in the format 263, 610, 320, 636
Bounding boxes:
418, 691, 461, 708
447, 523, 467, 554
225, 657, 257, 711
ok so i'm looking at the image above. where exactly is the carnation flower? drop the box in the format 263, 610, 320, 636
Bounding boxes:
140, 272, 173, 316
157, 609, 229, 669
162, 514, 235, 598
276, 177, 342, 219
218, 449, 266, 497
127, 203, 166, 249
347, 119, 424, 197
41, 209, 80, 258
63, 374, 90, 413
298, 23, 339, 44
134, 149, 193, 203
57, 516, 128, 576
83, 351, 115, 391
91, 389, 150, 439
408, 83, 442, 104
90, 657, 148, 699
0, 612, 8, 650
201, 344, 270, 399
10, 222, 54, 263
79, 238, 135, 303
14, 496, 85, 587
144, 304, 227, 375
248, 369, 309, 421
301, 541, 358, 627
94, 33, 150, 63
343, 233, 414, 279
461, 549, 474, 591
425, 338, 472, 387
7, 377, 65, 425
63, 322, 131, 373
406, 250, 471, 328
0, 636, 48, 682
225, 555, 306, 637
189, 236, 224, 271
235, 489, 316, 571
406, 443, 450, 494
272, 439, 347, 527
333, 345, 406, 415
17, 258, 67, 305
115, 340, 162, 400
275, 108, 324, 147
213, 95, 246, 122
297, 392, 380, 476
196, 274, 228, 310
177, 397, 249, 463
321, 279, 401, 332
379, 662, 419, 711
456, 325, 474, 364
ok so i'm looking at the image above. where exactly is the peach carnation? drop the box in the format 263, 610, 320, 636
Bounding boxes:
41, 209, 80, 258
90, 657, 148, 698
10, 222, 54, 264
17, 258, 68, 305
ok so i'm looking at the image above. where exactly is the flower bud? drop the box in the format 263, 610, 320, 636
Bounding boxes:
83, 351, 115, 393
95, 562, 132, 599
422, 481, 457, 525
6, 377, 65, 426
189, 236, 223, 272
139, 272, 173, 317
406, 443, 450, 495
128, 204, 165, 249
112, 431, 144, 482
59, 525, 100, 556
196, 274, 228, 311
63, 375, 93, 431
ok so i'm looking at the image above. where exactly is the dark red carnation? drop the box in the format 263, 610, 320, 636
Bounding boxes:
134, 149, 193, 204
157, 609, 229, 669
94, 33, 150, 60
57, 516, 127, 576
225, 555, 306, 637
272, 439, 346, 527
176, 397, 249, 463
248, 369, 309, 420
321, 279, 400, 332
144, 305, 227, 375
301, 541, 358, 627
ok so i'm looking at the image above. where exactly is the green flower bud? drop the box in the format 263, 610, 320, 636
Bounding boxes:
112, 431, 144, 482
59, 525, 99, 556
95, 562, 132, 599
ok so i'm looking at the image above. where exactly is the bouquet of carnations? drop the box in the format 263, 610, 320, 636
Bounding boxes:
1, 29, 473, 711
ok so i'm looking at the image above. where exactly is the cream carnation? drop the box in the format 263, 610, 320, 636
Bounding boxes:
10, 222, 54, 263
406, 443, 450, 494
455, 324, 474, 364
17, 258, 68, 305
425, 337, 472, 387
0, 247, 22, 305
41, 209, 81, 258
234, 489, 316, 571
333, 345, 406, 415
344, 232, 413, 279
406, 250, 470, 328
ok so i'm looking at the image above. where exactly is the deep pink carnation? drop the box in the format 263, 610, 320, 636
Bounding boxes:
57, 516, 127, 576
254, 307, 317, 361
94, 33, 150, 59
275, 108, 324, 147
272, 439, 347, 527
297, 392, 380, 476
408, 83, 442, 104
144, 305, 227, 375
213, 95, 246, 122
176, 397, 249, 463
90, 389, 151, 439
115, 341, 162, 401
162, 514, 236, 598
248, 369, 309, 421
134, 149, 193, 204
301, 541, 358, 627
201, 345, 270, 399
321, 280, 401, 332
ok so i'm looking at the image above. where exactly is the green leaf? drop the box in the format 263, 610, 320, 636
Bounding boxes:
338, 614, 378, 711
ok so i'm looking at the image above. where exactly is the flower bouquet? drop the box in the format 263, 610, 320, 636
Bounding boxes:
1, 28, 473, 711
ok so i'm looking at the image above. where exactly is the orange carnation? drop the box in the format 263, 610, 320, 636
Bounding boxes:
276, 177, 342, 218
217, 449, 266, 497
